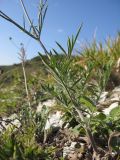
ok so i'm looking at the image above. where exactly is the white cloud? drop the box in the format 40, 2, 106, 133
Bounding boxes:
57, 29, 64, 33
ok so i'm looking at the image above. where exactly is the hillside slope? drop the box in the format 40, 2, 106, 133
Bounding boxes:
0, 56, 50, 116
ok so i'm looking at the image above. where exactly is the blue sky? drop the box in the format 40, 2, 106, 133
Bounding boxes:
0, 0, 120, 65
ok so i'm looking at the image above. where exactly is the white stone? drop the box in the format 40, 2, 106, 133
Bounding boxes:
0, 114, 21, 132
103, 102, 119, 115
98, 92, 108, 103
45, 111, 63, 130
36, 102, 43, 112
63, 142, 77, 158
112, 86, 120, 93
37, 99, 56, 113
10, 119, 21, 128
37, 99, 63, 130
110, 97, 119, 101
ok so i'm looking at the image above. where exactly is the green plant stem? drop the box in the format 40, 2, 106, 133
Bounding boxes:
38, 39, 49, 55
53, 70, 99, 153
67, 92, 98, 154
40, 53, 98, 153
19, 0, 38, 38
0, 11, 37, 40
19, 0, 33, 26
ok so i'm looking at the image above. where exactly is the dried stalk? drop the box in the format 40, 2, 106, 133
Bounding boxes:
19, 46, 31, 108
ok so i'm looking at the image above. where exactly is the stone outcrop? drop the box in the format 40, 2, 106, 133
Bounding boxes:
37, 99, 63, 130
98, 86, 120, 114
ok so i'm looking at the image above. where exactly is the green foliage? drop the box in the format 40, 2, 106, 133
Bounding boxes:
0, 128, 56, 160
0, 0, 120, 158
110, 106, 120, 118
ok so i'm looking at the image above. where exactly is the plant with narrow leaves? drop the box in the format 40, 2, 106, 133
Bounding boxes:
0, 0, 118, 158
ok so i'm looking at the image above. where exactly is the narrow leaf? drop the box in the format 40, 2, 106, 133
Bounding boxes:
80, 96, 97, 112
56, 42, 67, 55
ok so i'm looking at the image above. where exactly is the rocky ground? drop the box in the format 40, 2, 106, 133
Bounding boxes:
0, 85, 120, 159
